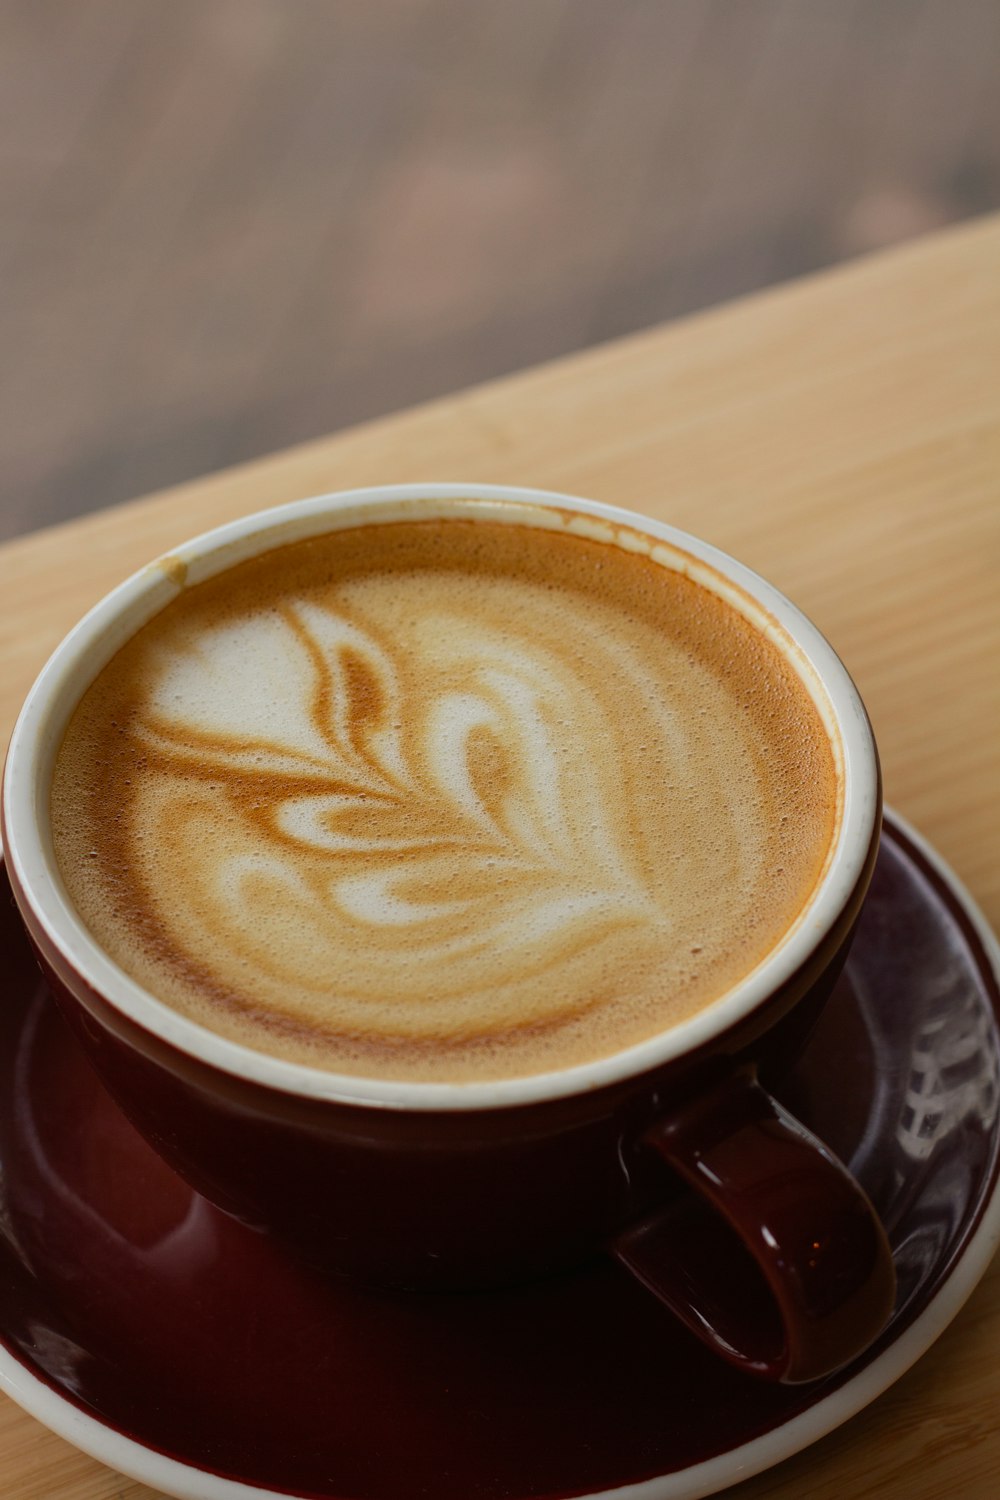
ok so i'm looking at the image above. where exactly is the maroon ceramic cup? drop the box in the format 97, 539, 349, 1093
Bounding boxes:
1, 484, 893, 1384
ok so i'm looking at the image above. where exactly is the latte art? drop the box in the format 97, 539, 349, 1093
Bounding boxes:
134, 598, 666, 1017
51, 518, 839, 1081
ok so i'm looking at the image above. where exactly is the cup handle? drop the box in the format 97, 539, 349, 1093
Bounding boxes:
612, 1066, 896, 1383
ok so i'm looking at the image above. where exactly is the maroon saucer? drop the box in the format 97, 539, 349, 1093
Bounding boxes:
0, 812, 997, 1499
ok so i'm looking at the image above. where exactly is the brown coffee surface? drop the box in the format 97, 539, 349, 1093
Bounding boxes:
51, 516, 839, 1082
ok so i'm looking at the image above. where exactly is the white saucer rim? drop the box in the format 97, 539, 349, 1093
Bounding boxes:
0, 804, 996, 1500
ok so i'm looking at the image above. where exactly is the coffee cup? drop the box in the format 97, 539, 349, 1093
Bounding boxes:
1, 483, 894, 1384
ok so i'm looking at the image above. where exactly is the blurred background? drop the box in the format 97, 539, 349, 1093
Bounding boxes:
2, 0, 999, 542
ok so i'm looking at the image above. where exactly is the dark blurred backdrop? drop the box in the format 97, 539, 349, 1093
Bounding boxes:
2, 0, 999, 541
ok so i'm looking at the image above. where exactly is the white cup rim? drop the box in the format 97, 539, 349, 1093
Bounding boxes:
2, 483, 879, 1112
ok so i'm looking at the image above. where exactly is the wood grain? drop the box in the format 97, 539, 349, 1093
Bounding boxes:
0, 214, 998, 1497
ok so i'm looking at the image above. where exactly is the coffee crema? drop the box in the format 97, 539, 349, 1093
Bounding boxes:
51, 516, 840, 1083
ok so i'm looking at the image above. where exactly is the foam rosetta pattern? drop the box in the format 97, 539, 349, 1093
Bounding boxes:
51, 519, 838, 1081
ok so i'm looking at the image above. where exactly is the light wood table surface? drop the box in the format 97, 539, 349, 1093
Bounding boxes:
1, 215, 998, 1500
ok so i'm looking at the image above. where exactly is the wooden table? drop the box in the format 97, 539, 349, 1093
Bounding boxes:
1, 216, 998, 1499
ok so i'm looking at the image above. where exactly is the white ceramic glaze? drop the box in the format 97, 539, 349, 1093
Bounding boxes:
2, 484, 879, 1111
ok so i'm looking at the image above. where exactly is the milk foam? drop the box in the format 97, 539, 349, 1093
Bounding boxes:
50, 519, 839, 1082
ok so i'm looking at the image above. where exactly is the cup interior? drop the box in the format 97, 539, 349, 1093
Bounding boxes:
2, 484, 879, 1110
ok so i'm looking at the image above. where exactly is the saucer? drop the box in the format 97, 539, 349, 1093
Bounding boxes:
0, 809, 997, 1500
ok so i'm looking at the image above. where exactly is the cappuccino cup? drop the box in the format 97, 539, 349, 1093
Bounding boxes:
1, 484, 894, 1384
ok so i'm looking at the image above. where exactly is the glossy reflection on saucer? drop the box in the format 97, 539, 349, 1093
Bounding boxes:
0, 813, 996, 1500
